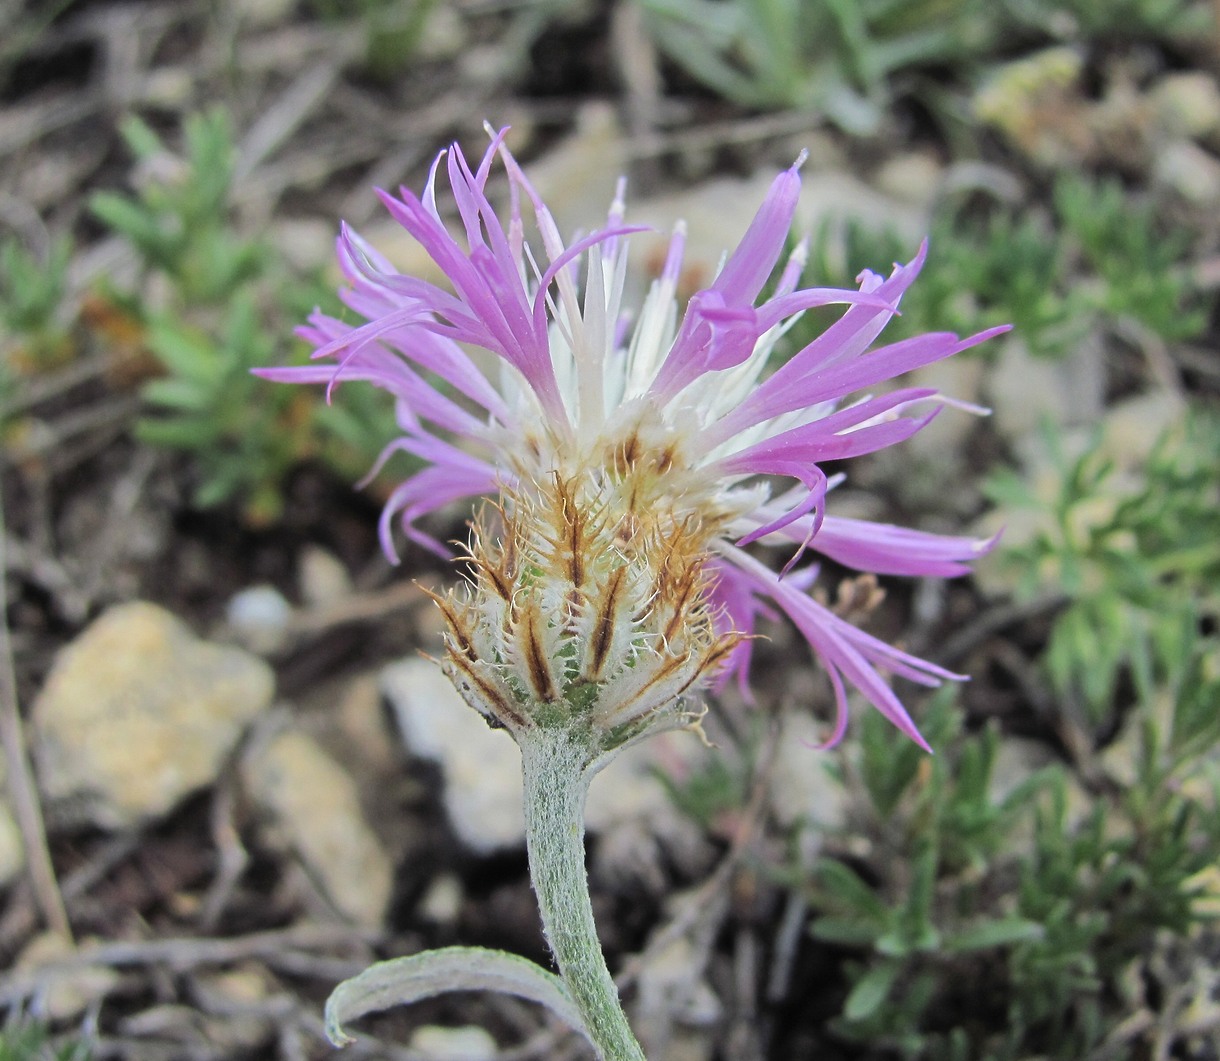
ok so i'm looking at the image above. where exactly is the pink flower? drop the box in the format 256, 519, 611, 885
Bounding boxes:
259, 128, 1005, 751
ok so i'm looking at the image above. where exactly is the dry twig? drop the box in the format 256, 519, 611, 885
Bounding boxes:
0, 488, 73, 944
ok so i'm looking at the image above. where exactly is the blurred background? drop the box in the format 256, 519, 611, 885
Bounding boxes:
1, 1, 1219, 1058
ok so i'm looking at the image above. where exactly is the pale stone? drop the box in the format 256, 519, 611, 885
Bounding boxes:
382, 657, 712, 855
987, 333, 1105, 457
769, 711, 847, 834
634, 922, 721, 1061
273, 218, 336, 273
226, 584, 293, 655
336, 672, 399, 775
298, 544, 353, 607
873, 151, 944, 207
408, 1024, 498, 1060
1153, 139, 1220, 206
17, 933, 121, 1021
33, 602, 274, 829
383, 657, 524, 853
973, 47, 1088, 168
417, 872, 463, 924
1149, 72, 1220, 140
237, 0, 294, 27
243, 729, 392, 928
906, 353, 988, 458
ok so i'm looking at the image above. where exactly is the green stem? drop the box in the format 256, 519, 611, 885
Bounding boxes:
519, 726, 646, 1061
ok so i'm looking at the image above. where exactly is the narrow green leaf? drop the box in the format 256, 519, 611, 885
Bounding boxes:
843, 961, 900, 1021
944, 917, 1045, 953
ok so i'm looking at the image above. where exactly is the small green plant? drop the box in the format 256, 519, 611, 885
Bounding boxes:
0, 231, 77, 436
90, 108, 405, 522
636, 0, 1000, 133
1054, 174, 1207, 344
92, 111, 265, 306
306, 0, 442, 82
0, 1014, 92, 1061
795, 172, 1207, 364
985, 409, 1220, 723
792, 406, 1220, 1057
802, 672, 1220, 1058
0, 233, 74, 360
134, 297, 314, 516
805, 695, 1049, 1052
1006, 0, 1213, 42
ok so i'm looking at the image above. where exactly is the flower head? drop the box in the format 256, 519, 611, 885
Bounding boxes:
260, 128, 1006, 754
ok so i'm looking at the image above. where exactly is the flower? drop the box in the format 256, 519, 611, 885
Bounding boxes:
258, 127, 1006, 753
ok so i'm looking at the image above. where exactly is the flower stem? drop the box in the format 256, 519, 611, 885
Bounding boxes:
519, 726, 646, 1061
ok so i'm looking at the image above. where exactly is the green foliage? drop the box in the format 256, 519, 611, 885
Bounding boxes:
0, 234, 73, 344
798, 172, 1207, 362
1055, 174, 1208, 342
634, 0, 1211, 128
91, 108, 405, 523
92, 111, 266, 305
805, 678, 1220, 1058
305, 0, 442, 82
1004, 0, 1213, 42
796, 407, 1220, 1057
134, 297, 314, 519
652, 745, 752, 832
985, 409, 1220, 722
0, 1015, 92, 1061
637, 0, 998, 134
0, 233, 77, 432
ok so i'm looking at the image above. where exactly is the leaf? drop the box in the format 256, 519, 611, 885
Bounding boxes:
818, 859, 890, 923
843, 960, 900, 1021
809, 916, 883, 946
944, 917, 1044, 953
324, 946, 593, 1049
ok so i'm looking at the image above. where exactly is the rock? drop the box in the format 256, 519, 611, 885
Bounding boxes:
33, 602, 274, 829
1152, 139, 1220, 207
873, 151, 944, 208
383, 657, 715, 859
226, 585, 293, 655
243, 729, 392, 928
986, 333, 1105, 458
408, 1024, 498, 1060
769, 711, 848, 835
16, 932, 121, 1021
236, 0, 293, 27
383, 658, 524, 853
273, 218, 336, 274
336, 673, 400, 775
298, 544, 353, 608
0, 758, 25, 887
1149, 72, 1220, 141
1095, 390, 1184, 472
974, 47, 1088, 168
634, 923, 721, 1061
417, 872, 463, 924
906, 353, 988, 459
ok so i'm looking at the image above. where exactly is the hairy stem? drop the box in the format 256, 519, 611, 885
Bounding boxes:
519, 726, 645, 1061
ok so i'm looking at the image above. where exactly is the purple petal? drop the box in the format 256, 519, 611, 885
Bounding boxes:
715, 546, 951, 750
716, 390, 941, 474
711, 159, 803, 306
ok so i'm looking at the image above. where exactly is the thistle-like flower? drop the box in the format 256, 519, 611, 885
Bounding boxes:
260, 128, 1005, 756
